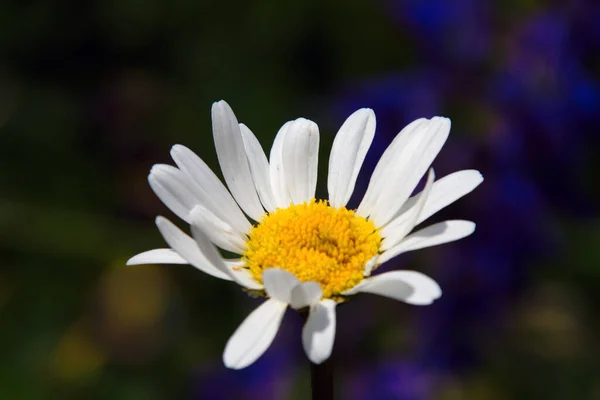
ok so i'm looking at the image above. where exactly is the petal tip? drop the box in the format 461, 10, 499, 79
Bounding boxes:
148, 164, 160, 175
149, 163, 172, 176
155, 215, 167, 226
170, 144, 187, 156
222, 354, 243, 370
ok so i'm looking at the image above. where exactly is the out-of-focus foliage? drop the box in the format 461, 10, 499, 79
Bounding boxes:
0, 0, 598, 399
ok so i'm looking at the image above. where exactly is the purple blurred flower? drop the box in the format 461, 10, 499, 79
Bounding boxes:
345, 360, 438, 400
330, 0, 599, 387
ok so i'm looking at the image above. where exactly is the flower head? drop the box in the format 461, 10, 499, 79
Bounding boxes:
127, 100, 482, 369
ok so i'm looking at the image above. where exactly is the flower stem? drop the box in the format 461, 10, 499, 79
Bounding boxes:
300, 309, 334, 399
310, 357, 333, 400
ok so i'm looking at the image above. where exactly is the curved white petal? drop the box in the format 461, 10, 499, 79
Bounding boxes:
230, 267, 263, 290
359, 117, 450, 227
190, 219, 262, 289
343, 271, 441, 306
282, 118, 320, 205
126, 248, 187, 266
362, 255, 379, 277
170, 144, 252, 234
380, 168, 435, 250
372, 118, 449, 227
223, 298, 287, 369
212, 101, 265, 221
379, 220, 475, 264
327, 108, 375, 208
262, 268, 300, 303
302, 299, 336, 364
384, 170, 483, 232
190, 206, 246, 254
269, 121, 292, 208
224, 260, 263, 290
356, 118, 428, 218
155, 216, 232, 280
239, 124, 277, 213
148, 164, 201, 224
290, 281, 322, 309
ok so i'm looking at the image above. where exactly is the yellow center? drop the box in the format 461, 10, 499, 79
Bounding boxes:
243, 199, 382, 299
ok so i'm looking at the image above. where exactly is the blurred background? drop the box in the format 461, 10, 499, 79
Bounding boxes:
1, 0, 599, 399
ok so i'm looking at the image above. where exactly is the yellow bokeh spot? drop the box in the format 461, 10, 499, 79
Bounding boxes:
50, 320, 106, 382
244, 200, 381, 299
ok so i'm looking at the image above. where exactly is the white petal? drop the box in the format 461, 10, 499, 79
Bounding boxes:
224, 260, 264, 290
302, 299, 336, 364
372, 118, 449, 227
170, 144, 252, 234
269, 121, 292, 208
356, 118, 428, 218
290, 281, 322, 309
385, 170, 483, 231
189, 219, 263, 289
155, 216, 232, 280
363, 255, 379, 277
230, 268, 263, 290
223, 298, 287, 369
327, 108, 375, 208
148, 164, 201, 224
239, 124, 277, 212
380, 168, 435, 251
379, 220, 475, 264
212, 101, 265, 221
343, 271, 441, 306
282, 118, 320, 205
359, 117, 451, 227
262, 268, 300, 303
126, 249, 187, 265
190, 206, 246, 254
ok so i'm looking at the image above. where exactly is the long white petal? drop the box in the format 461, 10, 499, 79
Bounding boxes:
155, 216, 232, 280
212, 101, 265, 221
327, 108, 376, 208
223, 298, 287, 369
359, 117, 450, 227
239, 124, 277, 212
126, 249, 187, 266
224, 260, 264, 290
356, 118, 428, 218
362, 255, 379, 277
384, 170, 483, 232
379, 220, 475, 264
269, 121, 292, 208
290, 281, 322, 309
148, 164, 201, 224
372, 118, 449, 227
282, 118, 320, 205
262, 268, 300, 304
343, 271, 441, 306
190, 219, 262, 289
190, 206, 246, 254
302, 299, 336, 364
170, 144, 252, 234
380, 169, 435, 250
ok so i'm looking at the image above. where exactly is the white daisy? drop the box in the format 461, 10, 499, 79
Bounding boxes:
127, 100, 483, 369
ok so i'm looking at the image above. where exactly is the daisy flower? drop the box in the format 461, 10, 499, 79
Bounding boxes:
127, 100, 482, 369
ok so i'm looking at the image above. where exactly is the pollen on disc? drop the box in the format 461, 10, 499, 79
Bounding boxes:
243, 199, 381, 299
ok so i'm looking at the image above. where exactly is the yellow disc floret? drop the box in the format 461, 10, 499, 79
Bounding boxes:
243, 199, 382, 299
